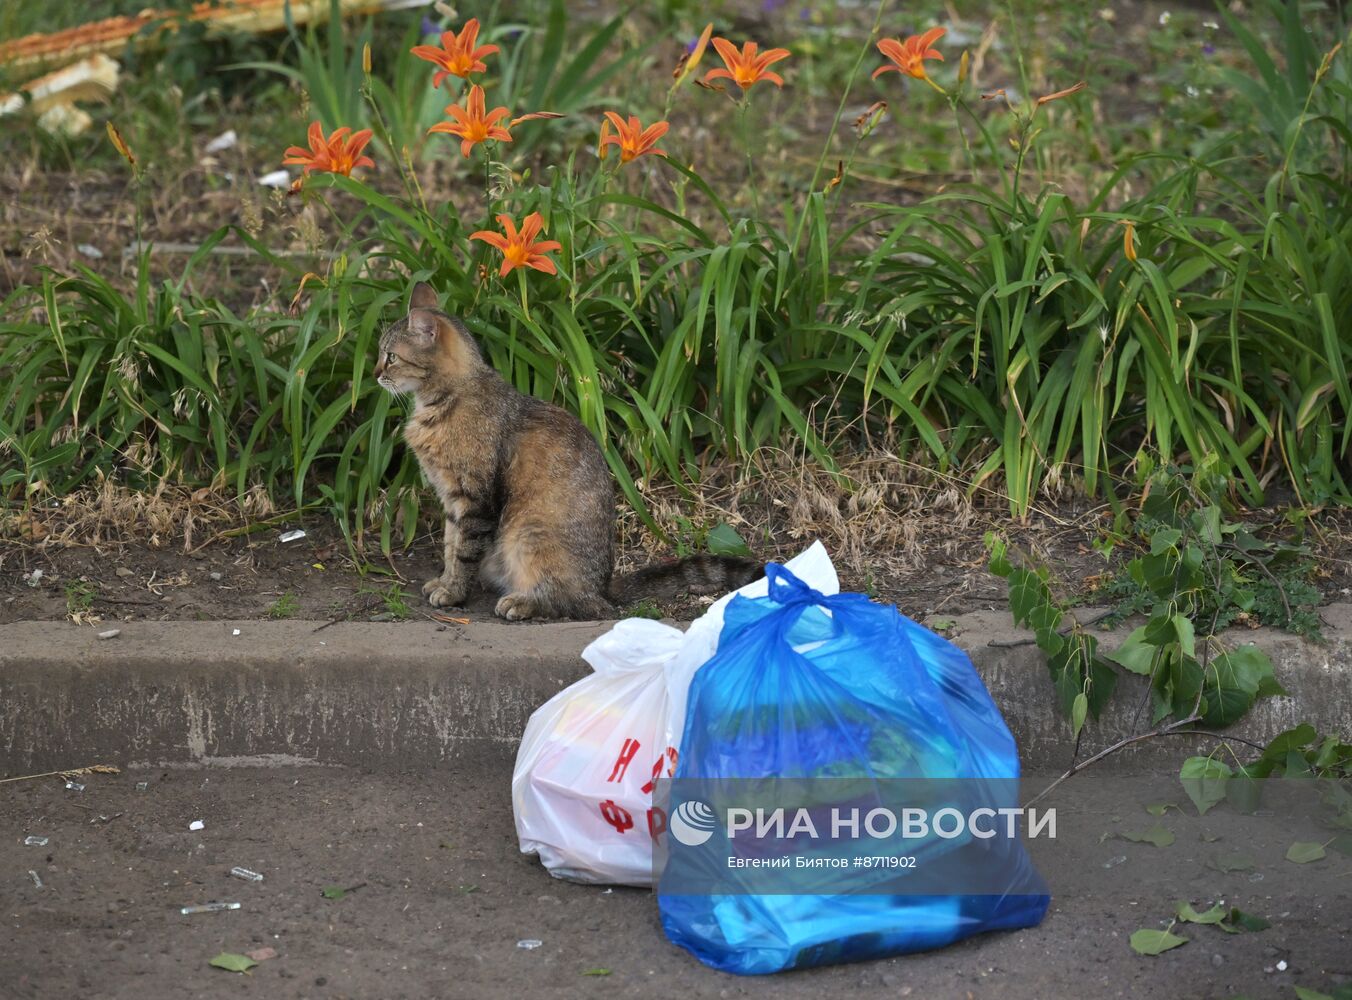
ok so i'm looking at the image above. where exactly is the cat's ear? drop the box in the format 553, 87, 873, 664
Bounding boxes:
407, 309, 441, 343
409, 281, 440, 311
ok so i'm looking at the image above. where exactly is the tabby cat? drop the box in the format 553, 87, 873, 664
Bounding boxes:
374, 281, 759, 621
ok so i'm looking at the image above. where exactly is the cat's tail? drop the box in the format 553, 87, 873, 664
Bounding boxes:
609, 555, 762, 604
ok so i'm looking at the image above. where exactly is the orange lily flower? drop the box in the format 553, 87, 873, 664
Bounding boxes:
703, 38, 790, 90
873, 28, 946, 84
1036, 81, 1088, 106
282, 122, 375, 176
410, 18, 499, 88
599, 112, 669, 163
471, 212, 562, 277
673, 22, 714, 84
427, 84, 512, 157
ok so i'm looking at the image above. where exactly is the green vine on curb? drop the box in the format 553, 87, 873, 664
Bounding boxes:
987, 471, 1324, 803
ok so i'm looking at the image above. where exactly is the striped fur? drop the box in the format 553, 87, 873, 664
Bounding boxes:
374, 282, 760, 621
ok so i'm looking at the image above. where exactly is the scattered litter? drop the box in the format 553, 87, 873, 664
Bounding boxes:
516, 939, 543, 950
245, 946, 278, 962
115, 566, 134, 578
28, 870, 43, 888
180, 901, 240, 915
189, 820, 205, 831
24, 836, 49, 847
430, 612, 471, 625
601, 888, 613, 895
0, 55, 120, 137
1103, 855, 1128, 869
1276, 960, 1288, 971
209, 572, 223, 581
279, 529, 307, 543
91, 813, 123, 824
258, 169, 291, 188
135, 781, 149, 791
205, 129, 237, 153
229, 866, 264, 883
76, 243, 103, 259
232, 628, 241, 636
23, 569, 43, 587
97, 629, 121, 641
64, 780, 85, 792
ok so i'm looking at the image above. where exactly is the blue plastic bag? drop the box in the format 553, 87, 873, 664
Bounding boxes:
657, 563, 1049, 975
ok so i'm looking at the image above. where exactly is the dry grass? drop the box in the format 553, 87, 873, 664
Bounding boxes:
615, 447, 1113, 604
0, 476, 279, 552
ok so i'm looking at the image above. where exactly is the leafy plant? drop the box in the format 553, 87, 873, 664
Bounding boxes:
65, 580, 96, 618
987, 531, 1117, 740
1098, 473, 1323, 638
3, 0, 1349, 555
267, 593, 300, 619
381, 584, 412, 620
991, 471, 1304, 801
624, 597, 664, 620
1179, 722, 1352, 827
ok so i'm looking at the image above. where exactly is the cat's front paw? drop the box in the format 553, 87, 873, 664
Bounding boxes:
494, 592, 539, 621
424, 577, 467, 608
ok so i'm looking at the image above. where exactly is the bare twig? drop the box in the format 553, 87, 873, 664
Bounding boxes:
1024, 714, 1203, 808
0, 763, 120, 785
986, 608, 1115, 647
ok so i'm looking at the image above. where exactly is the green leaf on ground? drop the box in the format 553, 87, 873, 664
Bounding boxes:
321, 885, 347, 899
580, 968, 612, 976
1130, 928, 1188, 955
209, 953, 258, 973
1120, 824, 1175, 848
1286, 841, 1326, 864
1145, 803, 1178, 817
1175, 901, 1227, 924
1180, 756, 1233, 815
1294, 988, 1335, 1000
705, 523, 751, 557
1218, 908, 1270, 934
1208, 852, 1256, 873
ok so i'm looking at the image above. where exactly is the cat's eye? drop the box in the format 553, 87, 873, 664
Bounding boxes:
384, 351, 396, 365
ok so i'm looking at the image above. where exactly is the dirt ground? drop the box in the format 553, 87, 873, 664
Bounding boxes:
4, 484, 1351, 629
0, 503, 1105, 627
2, 758, 1349, 1000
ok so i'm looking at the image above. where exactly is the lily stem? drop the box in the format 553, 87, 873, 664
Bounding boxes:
738, 99, 761, 223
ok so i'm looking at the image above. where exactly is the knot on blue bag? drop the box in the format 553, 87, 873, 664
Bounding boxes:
765, 563, 828, 607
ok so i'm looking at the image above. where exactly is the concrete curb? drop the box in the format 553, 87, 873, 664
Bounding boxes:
2, 607, 1350, 773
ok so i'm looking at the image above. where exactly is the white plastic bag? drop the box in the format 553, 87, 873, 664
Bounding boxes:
512, 542, 839, 885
